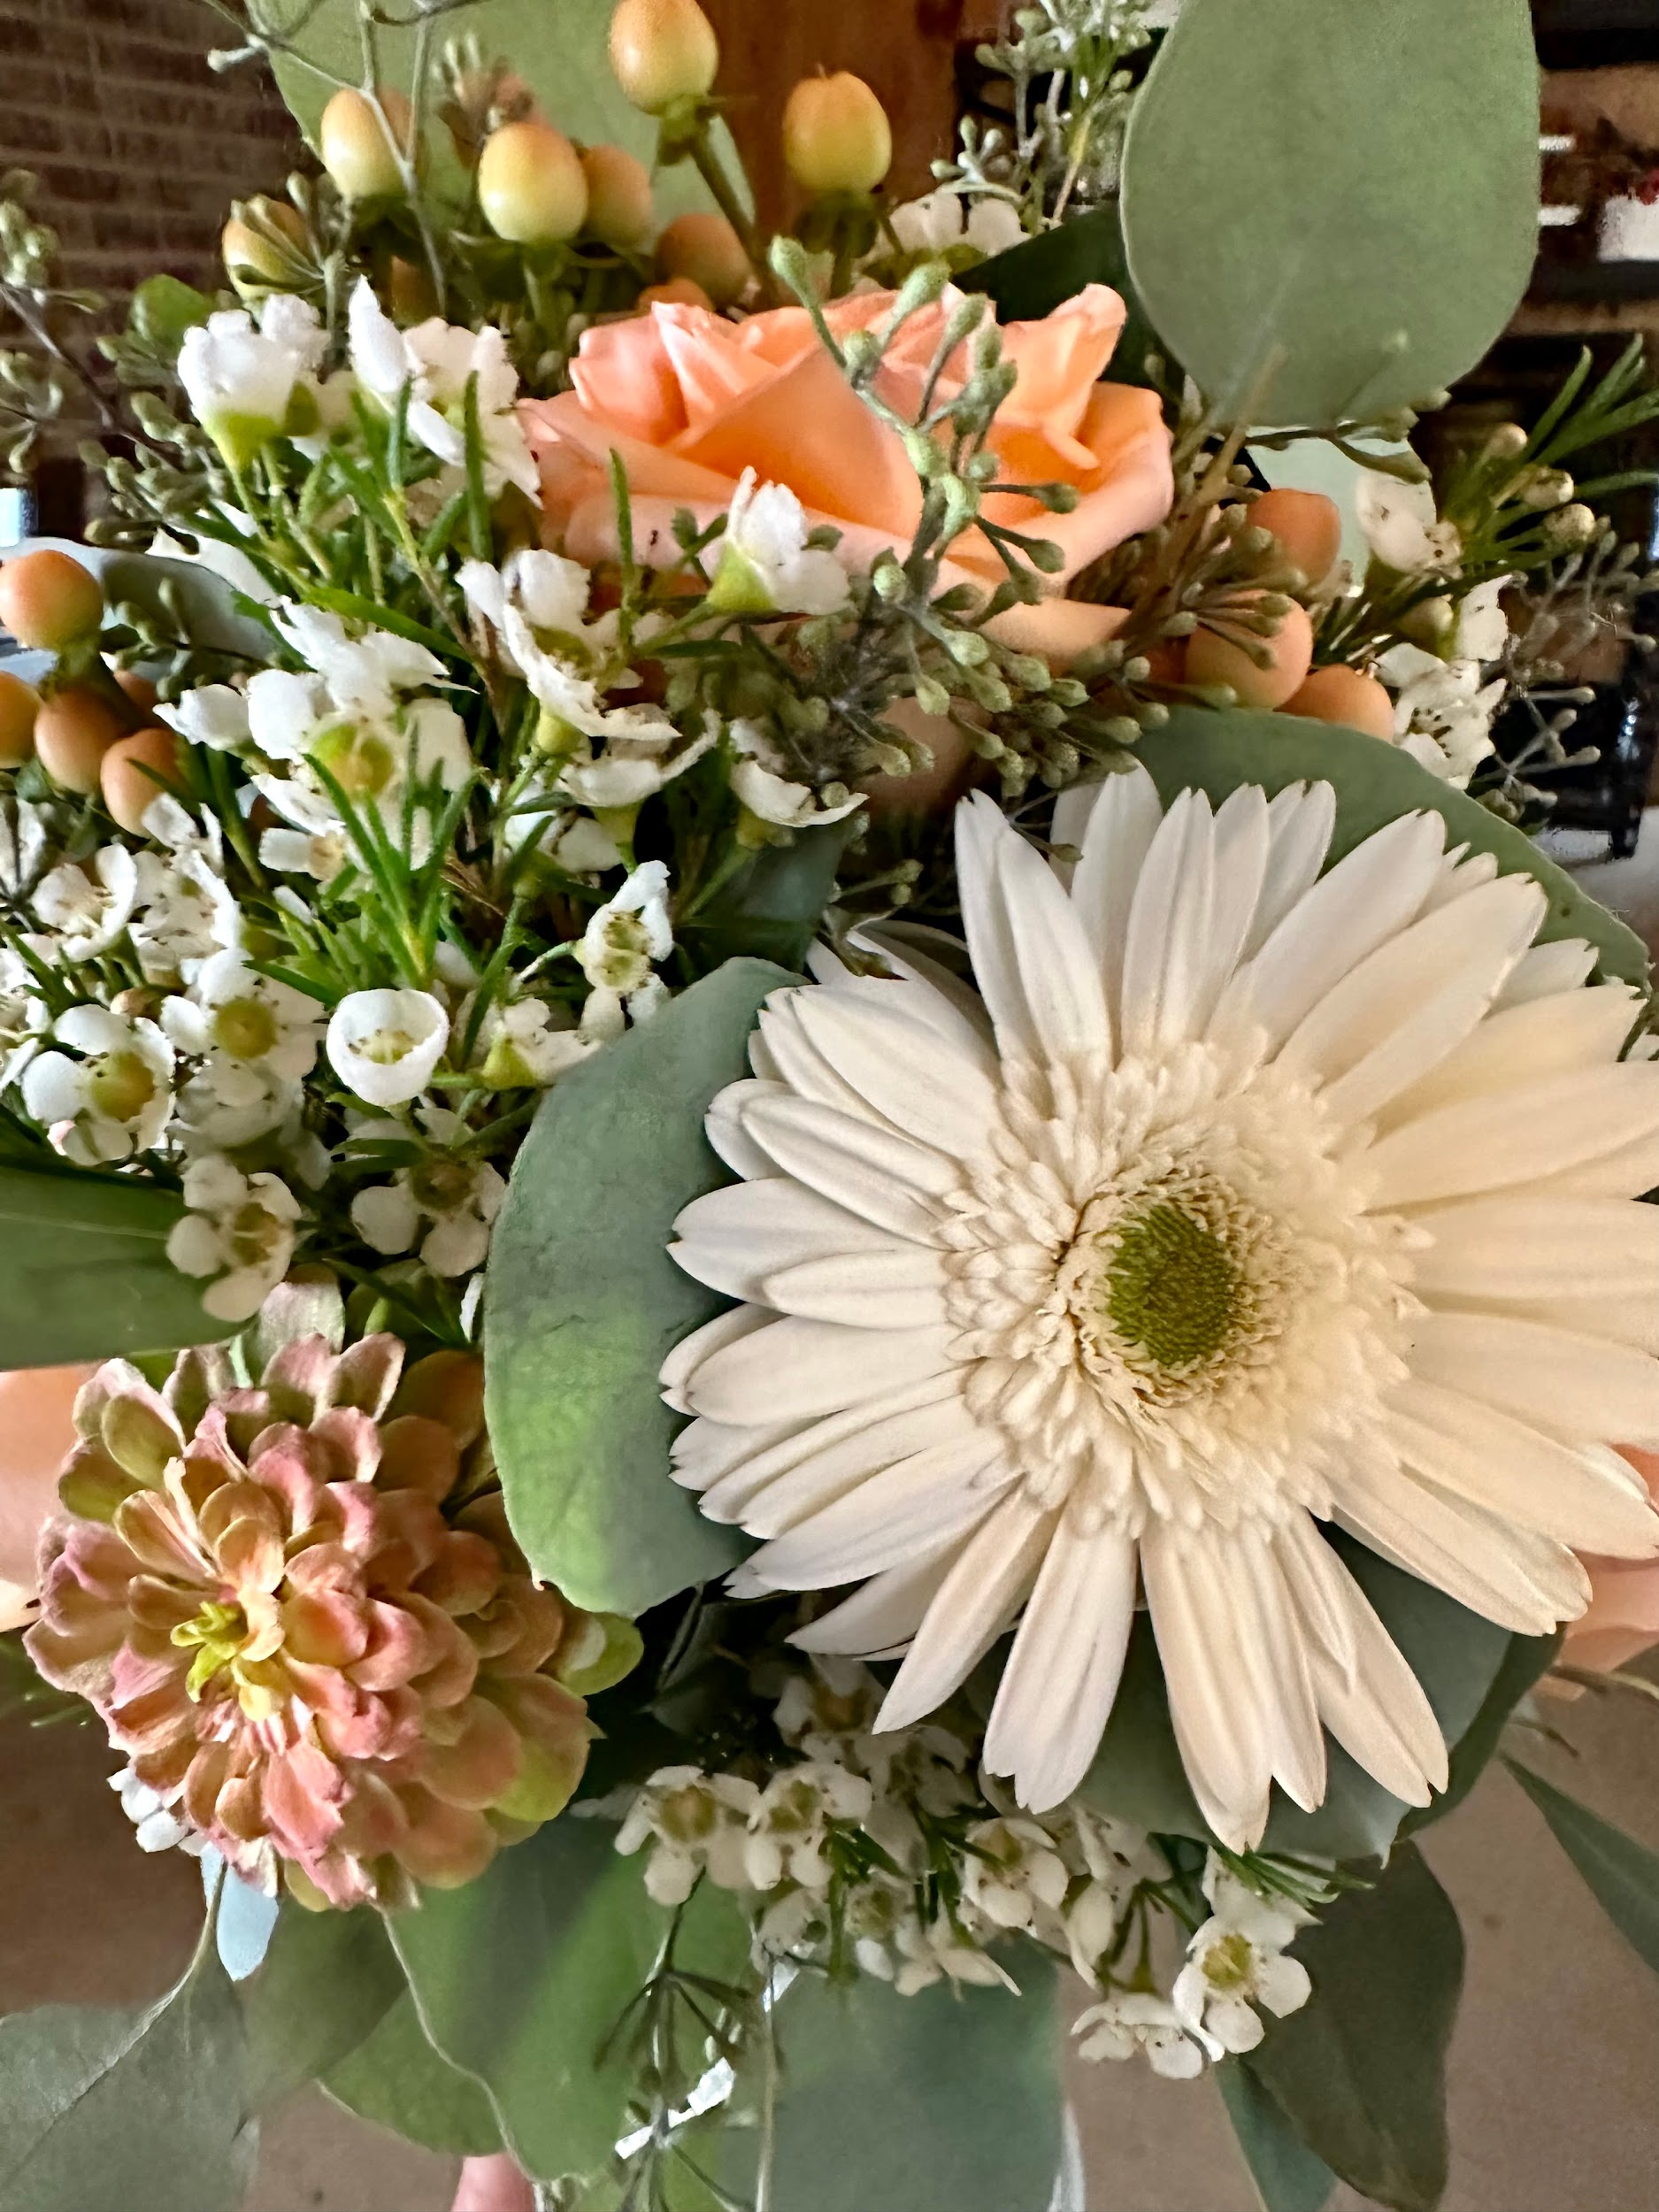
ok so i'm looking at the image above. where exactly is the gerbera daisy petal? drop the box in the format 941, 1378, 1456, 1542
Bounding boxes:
760, 1245, 950, 1330
1066, 763, 1164, 1020
1281, 876, 1543, 1122
1393, 1380, 1659, 1555
1410, 1310, 1659, 1449
706, 1078, 788, 1179
1118, 790, 1217, 1062
741, 1432, 1011, 1588
983, 1518, 1138, 1810
660, 1305, 772, 1415
787, 989, 1002, 1150
664, 780, 1659, 1841
1336, 1465, 1589, 1632
1368, 1065, 1659, 1210
1378, 982, 1644, 1133
1300, 1560, 1448, 1807
683, 1317, 956, 1427
876, 1490, 1057, 1733
1494, 936, 1597, 1009
1247, 780, 1338, 956
672, 1179, 908, 1303
1141, 1526, 1275, 1849
1210, 809, 1448, 1055
726, 1392, 981, 1538
1409, 1194, 1659, 1302
790, 1535, 962, 1657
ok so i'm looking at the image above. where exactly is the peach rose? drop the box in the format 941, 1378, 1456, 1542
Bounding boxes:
520, 283, 1171, 667
1561, 1447, 1659, 1677
0, 1363, 95, 1629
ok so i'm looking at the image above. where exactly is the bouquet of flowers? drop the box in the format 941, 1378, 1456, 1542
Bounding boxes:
4, 1, 1659, 2207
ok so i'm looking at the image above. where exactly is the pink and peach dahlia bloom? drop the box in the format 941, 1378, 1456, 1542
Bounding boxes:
25, 1332, 629, 1908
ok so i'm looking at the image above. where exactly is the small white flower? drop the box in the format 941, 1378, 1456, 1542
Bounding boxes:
1356, 470, 1462, 576
176, 297, 324, 464
710, 470, 851, 618
475, 997, 596, 1087
0, 800, 51, 895
1379, 643, 1506, 787
257, 819, 349, 883
728, 718, 865, 831
348, 279, 537, 498
1171, 1867, 1313, 2057
889, 187, 1025, 259
1074, 1991, 1210, 2078
162, 951, 324, 1082
29, 848, 139, 964
959, 1816, 1070, 1933
270, 601, 447, 715
742, 1762, 872, 1892
616, 1766, 761, 1906
129, 851, 242, 987
22, 1006, 174, 1164
578, 860, 673, 1035
892, 1911, 1018, 1998
166, 1156, 302, 1323
157, 684, 252, 752
349, 1113, 506, 1279
326, 987, 449, 1106
110, 1764, 204, 1857
1451, 576, 1511, 664
0, 947, 47, 1085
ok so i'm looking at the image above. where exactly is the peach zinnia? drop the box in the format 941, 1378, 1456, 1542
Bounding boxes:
27, 1333, 629, 1907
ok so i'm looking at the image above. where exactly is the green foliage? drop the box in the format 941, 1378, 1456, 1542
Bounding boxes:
1137, 709, 1651, 988
677, 826, 851, 972
0, 1156, 229, 1371
1081, 1536, 1513, 1859
324, 1992, 503, 2156
716, 1957, 1065, 2212
388, 1816, 747, 2186
126, 277, 212, 356
239, 1903, 403, 2111
1508, 1761, 1659, 1980
1246, 1846, 1463, 2212
485, 960, 792, 1617
1218, 2062, 1337, 2212
1120, 0, 1540, 426
961, 203, 1164, 388
0, 1942, 251, 2212
1401, 1631, 1559, 1839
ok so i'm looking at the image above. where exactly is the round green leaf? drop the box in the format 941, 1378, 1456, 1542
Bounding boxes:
389, 1817, 748, 2186
324, 1993, 503, 2158
1137, 708, 1650, 989
485, 960, 791, 1617
1120, 0, 1540, 425
1246, 1846, 1463, 2212
716, 1956, 1064, 2212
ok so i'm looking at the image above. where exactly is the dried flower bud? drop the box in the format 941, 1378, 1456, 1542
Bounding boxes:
478, 119, 588, 244
1546, 503, 1598, 550
782, 72, 893, 196
319, 87, 414, 201
608, 0, 719, 114
221, 198, 309, 290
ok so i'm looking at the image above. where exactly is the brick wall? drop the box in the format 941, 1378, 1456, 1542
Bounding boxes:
1, 0, 301, 488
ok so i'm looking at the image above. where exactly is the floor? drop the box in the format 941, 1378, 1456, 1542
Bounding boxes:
4, 1669, 1658, 2212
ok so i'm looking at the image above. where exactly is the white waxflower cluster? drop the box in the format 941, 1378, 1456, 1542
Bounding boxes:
612, 1658, 1175, 2003
1073, 1856, 1317, 2079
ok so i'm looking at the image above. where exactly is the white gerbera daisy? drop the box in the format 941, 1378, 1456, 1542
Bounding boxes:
662, 773, 1659, 1848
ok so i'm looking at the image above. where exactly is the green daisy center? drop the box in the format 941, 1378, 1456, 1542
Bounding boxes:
1102, 1202, 1241, 1374
172, 1598, 248, 1700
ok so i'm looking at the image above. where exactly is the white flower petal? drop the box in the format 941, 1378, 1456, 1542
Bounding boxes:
1410, 1195, 1659, 1302
1392, 1378, 1659, 1555
672, 1177, 903, 1304
682, 1316, 956, 1427
1368, 1064, 1659, 1209
877, 1489, 1057, 1732
983, 1520, 1138, 1811
1409, 1309, 1659, 1449
1336, 1463, 1587, 1633
744, 1432, 1012, 1590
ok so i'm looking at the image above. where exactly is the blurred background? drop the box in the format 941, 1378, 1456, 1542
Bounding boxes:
2, 2, 1659, 2206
